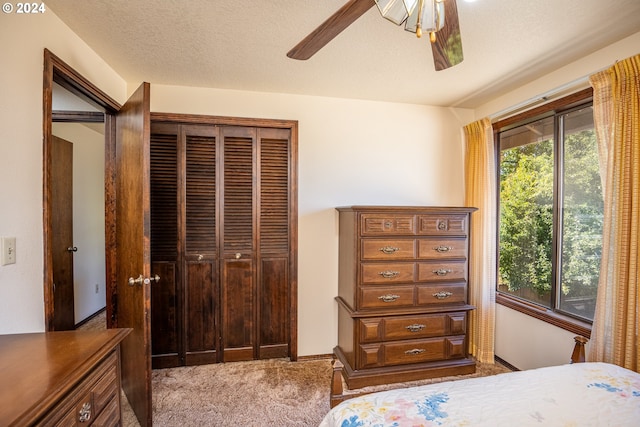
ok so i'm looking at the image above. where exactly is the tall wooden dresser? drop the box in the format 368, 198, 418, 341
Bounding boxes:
335, 206, 477, 389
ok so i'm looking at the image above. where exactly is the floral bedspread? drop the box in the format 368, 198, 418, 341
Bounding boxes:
319, 362, 640, 427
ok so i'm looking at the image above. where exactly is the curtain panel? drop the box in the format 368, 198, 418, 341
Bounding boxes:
463, 117, 497, 364
589, 54, 640, 371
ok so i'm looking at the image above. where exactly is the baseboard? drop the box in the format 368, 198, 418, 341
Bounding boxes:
75, 307, 106, 329
297, 353, 333, 361
495, 355, 519, 371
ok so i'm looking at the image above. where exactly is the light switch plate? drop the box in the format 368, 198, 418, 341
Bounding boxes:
1, 237, 16, 266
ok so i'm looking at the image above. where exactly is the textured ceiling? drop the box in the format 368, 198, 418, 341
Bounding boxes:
45, 0, 640, 108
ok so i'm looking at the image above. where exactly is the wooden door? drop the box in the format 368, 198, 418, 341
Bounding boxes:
257, 128, 292, 359
221, 126, 256, 361
183, 125, 219, 365
115, 82, 152, 427
149, 123, 180, 369
51, 136, 75, 330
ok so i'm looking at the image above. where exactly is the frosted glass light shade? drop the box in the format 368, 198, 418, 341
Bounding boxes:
374, 0, 418, 25
405, 0, 445, 35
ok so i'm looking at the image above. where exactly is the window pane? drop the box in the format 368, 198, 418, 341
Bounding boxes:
559, 107, 601, 320
498, 117, 554, 308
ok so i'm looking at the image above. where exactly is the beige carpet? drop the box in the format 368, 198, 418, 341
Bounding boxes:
80, 312, 511, 426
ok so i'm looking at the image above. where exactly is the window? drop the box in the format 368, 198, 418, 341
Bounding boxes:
496, 90, 602, 332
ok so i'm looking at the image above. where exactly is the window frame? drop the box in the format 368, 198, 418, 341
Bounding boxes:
493, 88, 594, 339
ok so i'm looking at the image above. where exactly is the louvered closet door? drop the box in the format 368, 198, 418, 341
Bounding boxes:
221, 126, 256, 361
258, 128, 292, 359
150, 123, 180, 368
183, 125, 219, 365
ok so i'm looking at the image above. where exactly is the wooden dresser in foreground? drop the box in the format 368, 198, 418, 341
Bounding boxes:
0, 328, 130, 426
335, 206, 477, 389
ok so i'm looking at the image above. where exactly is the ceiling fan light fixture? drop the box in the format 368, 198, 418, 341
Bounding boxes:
405, 0, 445, 42
374, 0, 418, 25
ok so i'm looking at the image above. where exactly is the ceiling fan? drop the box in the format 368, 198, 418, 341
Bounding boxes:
287, 0, 463, 71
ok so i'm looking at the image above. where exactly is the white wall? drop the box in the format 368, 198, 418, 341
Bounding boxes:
477, 31, 640, 369
52, 123, 106, 323
0, 10, 126, 333
151, 85, 474, 356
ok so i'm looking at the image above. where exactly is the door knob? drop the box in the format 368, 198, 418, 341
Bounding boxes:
67, 246, 78, 252
235, 253, 241, 259
128, 274, 161, 286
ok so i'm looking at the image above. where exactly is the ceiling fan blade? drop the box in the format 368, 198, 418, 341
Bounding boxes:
287, 0, 375, 60
431, 0, 463, 71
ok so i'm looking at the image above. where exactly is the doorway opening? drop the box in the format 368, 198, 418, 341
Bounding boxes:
43, 49, 120, 331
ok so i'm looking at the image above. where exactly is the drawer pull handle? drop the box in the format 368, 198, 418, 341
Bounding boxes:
380, 246, 400, 254
378, 294, 400, 302
378, 270, 400, 278
406, 323, 426, 332
433, 291, 453, 299
437, 221, 448, 230
434, 245, 453, 253
78, 402, 91, 423
405, 348, 426, 355
432, 268, 452, 276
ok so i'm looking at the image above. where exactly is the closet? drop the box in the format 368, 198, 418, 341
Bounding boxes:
149, 115, 297, 369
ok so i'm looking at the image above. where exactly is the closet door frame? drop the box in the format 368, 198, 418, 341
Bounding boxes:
151, 112, 299, 361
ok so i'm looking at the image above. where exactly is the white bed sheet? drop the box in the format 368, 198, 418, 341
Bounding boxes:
320, 362, 640, 427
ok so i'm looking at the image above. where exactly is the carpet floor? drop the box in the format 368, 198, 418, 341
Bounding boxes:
81, 312, 511, 426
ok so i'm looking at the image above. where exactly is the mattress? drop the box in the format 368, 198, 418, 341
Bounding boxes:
319, 362, 640, 426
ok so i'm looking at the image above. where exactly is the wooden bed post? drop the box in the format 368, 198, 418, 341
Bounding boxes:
570, 336, 589, 364
330, 358, 345, 408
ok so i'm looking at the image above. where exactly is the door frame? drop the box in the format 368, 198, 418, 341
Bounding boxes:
43, 49, 121, 330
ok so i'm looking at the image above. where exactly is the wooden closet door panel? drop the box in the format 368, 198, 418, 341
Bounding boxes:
258, 129, 291, 358
150, 127, 180, 368
222, 127, 255, 255
222, 260, 255, 361
259, 257, 289, 358
221, 127, 256, 361
150, 261, 179, 368
184, 125, 219, 365
185, 261, 218, 365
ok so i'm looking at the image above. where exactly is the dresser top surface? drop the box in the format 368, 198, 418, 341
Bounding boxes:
0, 328, 130, 426
336, 206, 477, 213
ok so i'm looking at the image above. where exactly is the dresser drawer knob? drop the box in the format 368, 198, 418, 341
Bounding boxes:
405, 323, 426, 332
432, 291, 453, 299
378, 270, 400, 278
434, 245, 452, 253
78, 402, 91, 423
377, 294, 400, 302
437, 221, 448, 230
380, 246, 400, 254
405, 348, 426, 355
432, 268, 452, 276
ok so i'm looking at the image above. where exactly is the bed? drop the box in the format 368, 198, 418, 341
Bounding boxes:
321, 337, 640, 426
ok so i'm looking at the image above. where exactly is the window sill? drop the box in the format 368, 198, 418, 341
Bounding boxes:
496, 292, 591, 339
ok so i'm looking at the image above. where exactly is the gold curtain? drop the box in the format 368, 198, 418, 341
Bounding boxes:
463, 117, 496, 363
589, 54, 640, 371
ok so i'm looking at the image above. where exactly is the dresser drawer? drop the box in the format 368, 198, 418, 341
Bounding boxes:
359, 314, 446, 343
358, 336, 467, 368
361, 263, 415, 284
37, 352, 120, 427
384, 338, 447, 366
361, 214, 416, 235
418, 214, 468, 236
359, 312, 468, 343
361, 239, 416, 260
417, 261, 467, 282
416, 283, 467, 305
417, 238, 467, 260
360, 286, 414, 309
